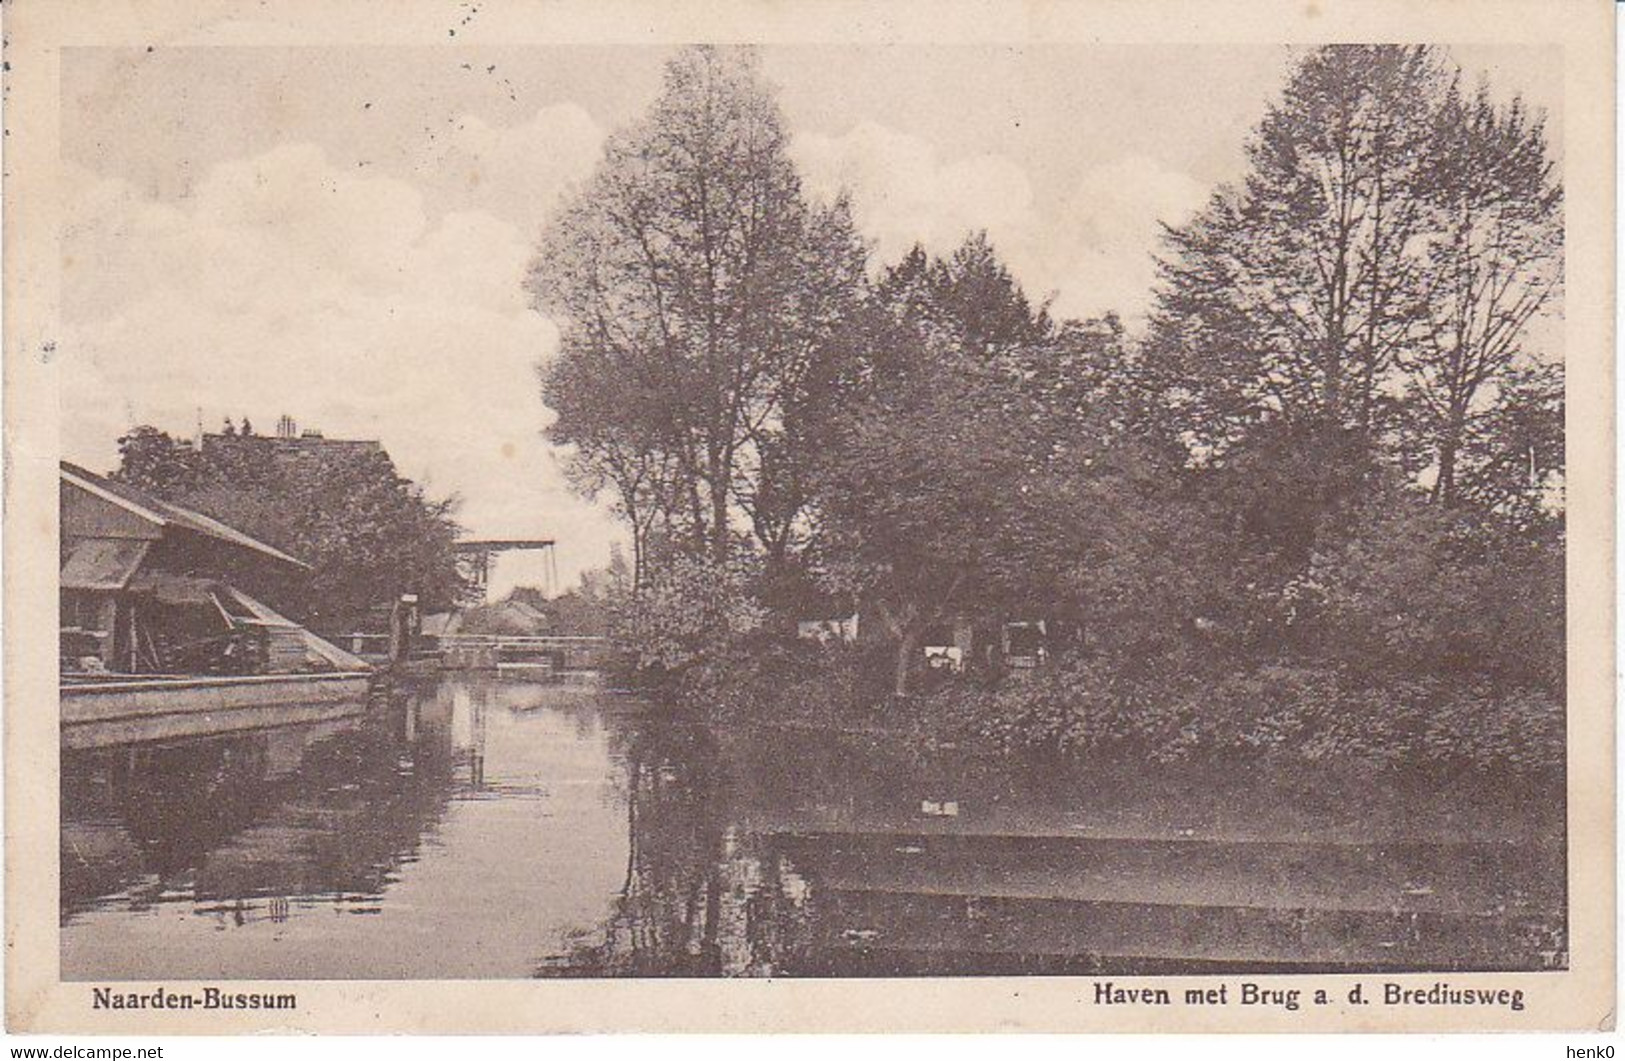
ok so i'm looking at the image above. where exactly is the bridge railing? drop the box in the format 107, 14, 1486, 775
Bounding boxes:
342, 633, 612, 648
341, 632, 625, 671
341, 633, 441, 662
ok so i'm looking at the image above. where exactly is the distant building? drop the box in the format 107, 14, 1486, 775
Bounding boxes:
436, 599, 552, 638
796, 614, 859, 645
199, 414, 384, 468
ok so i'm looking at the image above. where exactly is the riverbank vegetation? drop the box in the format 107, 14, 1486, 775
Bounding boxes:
530, 45, 1564, 776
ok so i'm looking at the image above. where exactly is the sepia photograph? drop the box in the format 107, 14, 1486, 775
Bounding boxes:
4, 0, 1614, 1037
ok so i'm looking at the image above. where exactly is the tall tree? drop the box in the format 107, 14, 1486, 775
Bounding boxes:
1147, 43, 1562, 525
541, 347, 681, 591
1146, 46, 1452, 454
114, 425, 204, 495
1402, 83, 1563, 507
810, 237, 1148, 695
1136, 43, 1565, 696
732, 194, 873, 566
529, 46, 866, 567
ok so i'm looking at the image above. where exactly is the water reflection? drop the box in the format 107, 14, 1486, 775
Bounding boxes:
62, 677, 631, 979
538, 718, 821, 977
64, 683, 454, 922
61, 675, 1566, 979
543, 720, 1567, 977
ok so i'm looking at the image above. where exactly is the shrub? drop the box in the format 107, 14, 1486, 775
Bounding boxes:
915, 656, 1562, 775
621, 554, 765, 672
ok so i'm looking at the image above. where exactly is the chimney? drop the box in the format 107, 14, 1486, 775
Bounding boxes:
277, 414, 297, 439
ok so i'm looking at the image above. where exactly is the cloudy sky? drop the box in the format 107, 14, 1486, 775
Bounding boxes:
59, 44, 1561, 592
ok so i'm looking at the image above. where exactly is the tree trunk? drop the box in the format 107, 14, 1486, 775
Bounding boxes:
893, 624, 923, 698
630, 525, 645, 595
1434, 433, 1460, 507
711, 482, 731, 563
1432, 403, 1468, 507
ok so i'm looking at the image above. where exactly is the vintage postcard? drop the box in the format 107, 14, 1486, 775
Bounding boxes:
4, 0, 1614, 1035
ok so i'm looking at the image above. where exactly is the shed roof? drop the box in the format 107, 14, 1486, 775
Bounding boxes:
127, 571, 227, 606
60, 539, 151, 591
223, 586, 372, 672
60, 462, 308, 569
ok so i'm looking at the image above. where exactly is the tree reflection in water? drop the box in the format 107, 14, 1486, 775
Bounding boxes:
61, 679, 465, 922
539, 710, 1567, 978
538, 710, 818, 977
61, 678, 1566, 978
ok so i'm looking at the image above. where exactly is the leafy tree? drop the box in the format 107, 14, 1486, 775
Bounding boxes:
1143, 43, 1564, 682
1456, 362, 1564, 526
810, 237, 1163, 695
112, 426, 469, 629
114, 425, 205, 495
1146, 46, 1453, 454
529, 45, 867, 569
735, 194, 873, 567
626, 551, 765, 673
923, 231, 1055, 358
1402, 83, 1562, 506
1312, 485, 1563, 693
1148, 45, 1562, 519
540, 347, 680, 591
269, 447, 468, 629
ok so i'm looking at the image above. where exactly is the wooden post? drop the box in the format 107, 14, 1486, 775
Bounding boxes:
99, 597, 120, 671
389, 593, 420, 666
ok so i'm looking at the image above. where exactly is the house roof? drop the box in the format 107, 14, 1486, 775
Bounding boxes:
420, 611, 462, 638
457, 599, 551, 636
60, 462, 309, 569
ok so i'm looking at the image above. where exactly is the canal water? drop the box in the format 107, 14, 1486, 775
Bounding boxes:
60, 675, 1565, 979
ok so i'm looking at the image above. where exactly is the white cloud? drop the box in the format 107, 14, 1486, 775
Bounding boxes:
1050, 154, 1211, 321
793, 120, 1038, 268
409, 103, 607, 239
61, 107, 1213, 594
61, 136, 620, 590
791, 123, 1209, 324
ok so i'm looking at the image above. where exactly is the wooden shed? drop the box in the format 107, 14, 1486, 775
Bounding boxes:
59, 462, 364, 677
